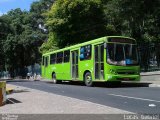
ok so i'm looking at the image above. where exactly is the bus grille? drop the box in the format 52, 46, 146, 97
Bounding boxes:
117, 78, 135, 81
117, 71, 135, 75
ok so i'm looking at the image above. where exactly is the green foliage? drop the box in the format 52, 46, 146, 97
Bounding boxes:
0, 0, 54, 75
45, 0, 107, 48
1, 0, 160, 75
103, 0, 160, 42
39, 33, 59, 53
1, 9, 40, 72
0, 14, 13, 70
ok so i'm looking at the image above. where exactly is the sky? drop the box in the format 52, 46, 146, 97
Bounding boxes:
0, 0, 38, 15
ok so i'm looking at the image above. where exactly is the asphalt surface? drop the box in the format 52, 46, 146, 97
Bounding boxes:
8, 80, 160, 114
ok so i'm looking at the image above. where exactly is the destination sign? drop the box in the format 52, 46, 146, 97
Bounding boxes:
108, 37, 136, 44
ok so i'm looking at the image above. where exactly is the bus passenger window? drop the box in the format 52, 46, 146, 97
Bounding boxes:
64, 50, 70, 63
80, 54, 85, 60
45, 57, 48, 67
50, 54, 56, 64
100, 45, 104, 62
57, 52, 63, 63
80, 47, 85, 60
80, 45, 92, 60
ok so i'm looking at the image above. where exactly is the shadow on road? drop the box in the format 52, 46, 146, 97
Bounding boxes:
95, 82, 151, 88
6, 98, 22, 104
7, 79, 151, 88
6, 80, 32, 83
44, 80, 151, 88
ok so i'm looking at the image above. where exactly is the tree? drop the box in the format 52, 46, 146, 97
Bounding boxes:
103, 0, 160, 42
1, 0, 160, 75
43, 0, 107, 50
0, 15, 13, 70
30, 0, 55, 32
0, 8, 46, 77
0, 0, 55, 76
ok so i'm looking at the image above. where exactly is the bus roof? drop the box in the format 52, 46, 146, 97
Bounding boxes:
43, 36, 135, 56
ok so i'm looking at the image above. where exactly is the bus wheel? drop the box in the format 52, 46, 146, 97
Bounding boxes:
84, 72, 93, 87
52, 73, 57, 84
52, 73, 62, 84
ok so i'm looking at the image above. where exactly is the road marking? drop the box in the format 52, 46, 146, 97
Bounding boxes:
108, 94, 160, 103
149, 104, 156, 107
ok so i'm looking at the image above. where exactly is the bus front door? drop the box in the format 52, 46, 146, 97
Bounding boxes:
71, 50, 79, 80
94, 44, 104, 80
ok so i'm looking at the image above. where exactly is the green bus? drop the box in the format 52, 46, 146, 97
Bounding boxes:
41, 36, 140, 86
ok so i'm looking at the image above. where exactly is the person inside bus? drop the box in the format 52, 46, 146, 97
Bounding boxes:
107, 46, 117, 65
107, 45, 125, 65
125, 51, 138, 65
125, 51, 132, 65
115, 45, 126, 65
114, 56, 125, 66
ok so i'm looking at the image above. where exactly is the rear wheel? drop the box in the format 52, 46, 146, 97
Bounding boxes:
52, 73, 62, 84
84, 72, 93, 87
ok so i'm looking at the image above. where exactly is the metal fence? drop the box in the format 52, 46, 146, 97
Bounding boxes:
138, 42, 160, 72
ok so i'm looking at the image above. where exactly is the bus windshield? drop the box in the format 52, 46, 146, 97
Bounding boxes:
107, 43, 139, 66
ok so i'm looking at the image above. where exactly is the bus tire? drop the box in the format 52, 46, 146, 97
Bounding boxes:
52, 73, 57, 84
52, 73, 62, 84
84, 72, 93, 87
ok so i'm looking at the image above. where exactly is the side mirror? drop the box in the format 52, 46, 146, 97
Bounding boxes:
104, 43, 107, 49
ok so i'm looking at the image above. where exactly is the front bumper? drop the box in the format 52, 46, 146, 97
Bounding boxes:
105, 74, 140, 82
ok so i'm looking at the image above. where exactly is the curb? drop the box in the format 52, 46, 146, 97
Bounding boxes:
148, 84, 160, 88
3, 79, 160, 88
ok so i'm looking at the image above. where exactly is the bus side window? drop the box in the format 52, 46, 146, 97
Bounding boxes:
80, 47, 85, 60
100, 44, 104, 62
57, 52, 63, 63
45, 57, 48, 67
50, 54, 56, 64
64, 50, 70, 63
80, 45, 92, 60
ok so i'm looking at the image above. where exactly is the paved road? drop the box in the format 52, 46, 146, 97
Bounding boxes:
8, 80, 160, 114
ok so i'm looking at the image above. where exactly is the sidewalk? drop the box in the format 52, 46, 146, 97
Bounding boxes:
1, 71, 160, 87
140, 71, 160, 87
0, 72, 159, 114
0, 84, 131, 114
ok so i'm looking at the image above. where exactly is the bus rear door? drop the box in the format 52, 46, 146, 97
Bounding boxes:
94, 44, 104, 80
44, 56, 49, 78
71, 50, 79, 80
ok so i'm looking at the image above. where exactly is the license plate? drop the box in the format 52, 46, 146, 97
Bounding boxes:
124, 78, 130, 80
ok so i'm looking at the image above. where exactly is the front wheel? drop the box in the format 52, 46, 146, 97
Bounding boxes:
84, 72, 93, 87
